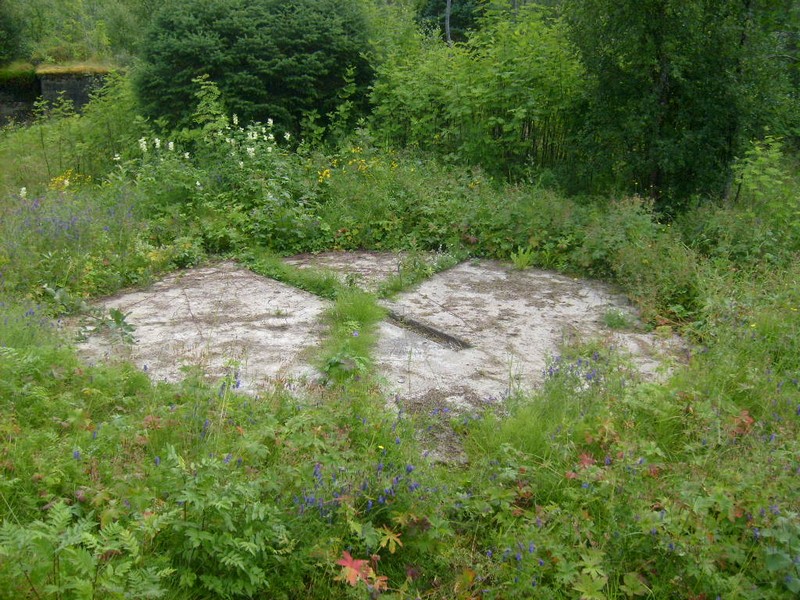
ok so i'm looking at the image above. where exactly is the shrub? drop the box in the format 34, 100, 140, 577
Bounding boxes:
371, 5, 583, 179
135, 0, 373, 132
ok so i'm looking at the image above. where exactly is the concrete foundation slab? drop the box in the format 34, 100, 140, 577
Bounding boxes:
76, 261, 327, 391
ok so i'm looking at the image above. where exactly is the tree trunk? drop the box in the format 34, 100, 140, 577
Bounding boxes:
445, 0, 453, 45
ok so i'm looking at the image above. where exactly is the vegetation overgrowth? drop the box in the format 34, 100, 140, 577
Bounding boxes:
1, 0, 799, 598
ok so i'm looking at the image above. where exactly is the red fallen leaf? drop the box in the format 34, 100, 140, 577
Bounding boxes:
337, 551, 371, 587
578, 453, 596, 469
372, 574, 389, 592
730, 410, 755, 436
565, 471, 578, 480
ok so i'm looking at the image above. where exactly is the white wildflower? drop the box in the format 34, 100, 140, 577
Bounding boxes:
246, 147, 255, 158
154, 137, 161, 149
232, 113, 239, 126
284, 132, 291, 141
168, 141, 175, 152
113, 153, 121, 161
19, 187, 26, 198
267, 146, 273, 153
63, 179, 70, 188
238, 161, 244, 168
184, 152, 190, 159
267, 133, 275, 142
138, 137, 148, 152
267, 118, 273, 128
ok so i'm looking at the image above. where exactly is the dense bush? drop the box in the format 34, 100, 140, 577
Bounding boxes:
371, 4, 583, 179
135, 0, 373, 132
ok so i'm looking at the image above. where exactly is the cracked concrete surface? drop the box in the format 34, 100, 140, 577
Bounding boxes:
76, 262, 326, 391
76, 255, 687, 414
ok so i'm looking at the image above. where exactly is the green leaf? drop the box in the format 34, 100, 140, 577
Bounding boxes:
573, 572, 608, 600
764, 548, 792, 572
620, 571, 649, 597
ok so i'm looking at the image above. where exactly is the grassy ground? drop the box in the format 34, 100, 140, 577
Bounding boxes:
0, 90, 799, 599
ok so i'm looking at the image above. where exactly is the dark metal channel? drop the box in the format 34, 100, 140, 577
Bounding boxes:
385, 309, 473, 351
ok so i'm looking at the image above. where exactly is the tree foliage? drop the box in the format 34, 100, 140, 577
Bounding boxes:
0, 1, 22, 64
0, 0, 156, 64
564, 0, 798, 208
135, 0, 374, 131
417, 0, 486, 43
371, 4, 583, 179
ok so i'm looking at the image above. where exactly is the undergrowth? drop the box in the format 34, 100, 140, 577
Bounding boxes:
1, 76, 799, 598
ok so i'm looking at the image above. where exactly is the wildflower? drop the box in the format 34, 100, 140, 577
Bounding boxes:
154, 137, 161, 149
267, 118, 274, 127
246, 147, 255, 158
232, 113, 239, 126
112, 154, 121, 162
154, 456, 161, 466
284, 132, 291, 141
267, 146, 273, 153
183, 152, 190, 159
19, 187, 26, 198
138, 137, 147, 152
168, 141, 174, 151
224, 453, 232, 464
73, 450, 81, 460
